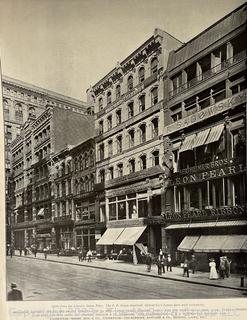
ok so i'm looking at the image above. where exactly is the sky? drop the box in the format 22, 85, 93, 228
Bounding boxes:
0, 0, 245, 102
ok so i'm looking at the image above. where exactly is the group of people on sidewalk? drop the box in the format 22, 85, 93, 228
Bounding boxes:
209, 256, 231, 280
145, 249, 172, 275
78, 248, 93, 262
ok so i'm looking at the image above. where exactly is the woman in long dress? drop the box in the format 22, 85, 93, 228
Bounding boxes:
209, 258, 218, 279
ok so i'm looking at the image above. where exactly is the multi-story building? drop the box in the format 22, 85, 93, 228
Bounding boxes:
3, 76, 87, 245
87, 28, 182, 260
52, 135, 95, 251
10, 105, 94, 250
162, 3, 247, 271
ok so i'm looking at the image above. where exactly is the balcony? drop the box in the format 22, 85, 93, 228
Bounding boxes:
168, 50, 247, 99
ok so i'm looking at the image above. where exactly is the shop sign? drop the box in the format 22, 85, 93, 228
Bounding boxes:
163, 205, 247, 221
164, 90, 246, 135
169, 161, 245, 186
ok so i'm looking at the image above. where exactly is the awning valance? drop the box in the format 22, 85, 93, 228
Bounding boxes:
193, 235, 228, 252
204, 123, 224, 145
166, 220, 247, 230
193, 128, 210, 148
179, 134, 196, 153
177, 236, 200, 252
96, 228, 124, 245
114, 226, 147, 245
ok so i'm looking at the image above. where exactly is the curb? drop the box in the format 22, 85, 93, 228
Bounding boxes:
13, 255, 247, 292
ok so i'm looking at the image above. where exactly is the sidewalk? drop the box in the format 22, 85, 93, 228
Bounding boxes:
13, 251, 247, 291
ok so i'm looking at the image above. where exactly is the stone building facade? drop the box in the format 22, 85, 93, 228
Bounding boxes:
87, 28, 182, 260
161, 3, 247, 271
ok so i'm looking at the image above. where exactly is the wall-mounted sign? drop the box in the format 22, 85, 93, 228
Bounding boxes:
163, 205, 247, 221
164, 90, 246, 136
169, 159, 245, 186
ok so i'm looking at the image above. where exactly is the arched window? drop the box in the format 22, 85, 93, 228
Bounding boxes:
85, 152, 89, 168
129, 159, 135, 173
117, 135, 122, 153
99, 170, 105, 183
99, 143, 104, 161
139, 123, 146, 143
108, 139, 113, 157
116, 109, 122, 125
140, 155, 147, 170
127, 75, 133, 91
74, 157, 78, 172
80, 177, 84, 193
107, 115, 112, 130
107, 91, 112, 105
151, 117, 159, 137
139, 95, 145, 112
3, 100, 9, 120
151, 57, 158, 75
127, 101, 134, 119
98, 97, 103, 110
116, 85, 121, 99
79, 155, 83, 170
108, 167, 114, 180
151, 87, 158, 105
117, 163, 123, 177
152, 150, 160, 166
99, 120, 104, 134
85, 176, 89, 192
128, 129, 135, 148
139, 67, 145, 83
15, 103, 23, 123
28, 106, 35, 117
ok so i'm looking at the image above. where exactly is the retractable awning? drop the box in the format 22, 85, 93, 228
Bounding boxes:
96, 228, 124, 245
221, 235, 247, 253
193, 128, 210, 148
179, 134, 196, 153
37, 208, 44, 217
204, 123, 224, 145
177, 235, 200, 252
166, 220, 247, 230
193, 235, 228, 252
114, 226, 147, 246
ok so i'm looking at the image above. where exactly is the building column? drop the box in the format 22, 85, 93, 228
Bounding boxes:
147, 188, 152, 217
24, 229, 28, 247
148, 226, 156, 255
66, 200, 69, 216
227, 41, 233, 63
161, 228, 169, 254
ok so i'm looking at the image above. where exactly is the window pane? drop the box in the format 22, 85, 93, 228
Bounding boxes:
109, 203, 117, 220
118, 202, 126, 220
138, 199, 148, 217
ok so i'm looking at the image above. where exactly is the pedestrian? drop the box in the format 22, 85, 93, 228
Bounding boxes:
145, 253, 152, 272
183, 258, 189, 277
219, 256, 226, 279
190, 255, 197, 274
7, 283, 23, 301
34, 247, 37, 258
19, 247, 22, 256
57, 248, 60, 257
167, 254, 172, 272
78, 250, 82, 262
10, 246, 14, 258
87, 249, 92, 262
224, 256, 231, 278
24, 247, 28, 256
156, 257, 162, 275
43, 247, 48, 260
161, 254, 166, 273
82, 248, 87, 261
209, 258, 218, 280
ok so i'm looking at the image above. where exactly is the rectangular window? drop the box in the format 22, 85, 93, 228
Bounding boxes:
138, 199, 148, 218
118, 202, 126, 220
109, 203, 117, 221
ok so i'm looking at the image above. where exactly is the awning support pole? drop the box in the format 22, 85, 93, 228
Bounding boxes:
133, 245, 138, 265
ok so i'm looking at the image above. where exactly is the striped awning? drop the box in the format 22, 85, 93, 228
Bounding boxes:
180, 134, 196, 152
193, 128, 210, 148
114, 226, 147, 245
205, 123, 224, 145
96, 228, 124, 245
177, 236, 200, 252
221, 235, 247, 253
193, 235, 228, 252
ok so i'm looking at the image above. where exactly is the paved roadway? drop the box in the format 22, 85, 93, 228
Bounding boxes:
6, 257, 246, 301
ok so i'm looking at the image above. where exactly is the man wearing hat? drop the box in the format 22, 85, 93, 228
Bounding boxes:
7, 283, 23, 301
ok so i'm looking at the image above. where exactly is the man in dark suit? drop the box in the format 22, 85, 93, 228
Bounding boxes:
7, 283, 23, 301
